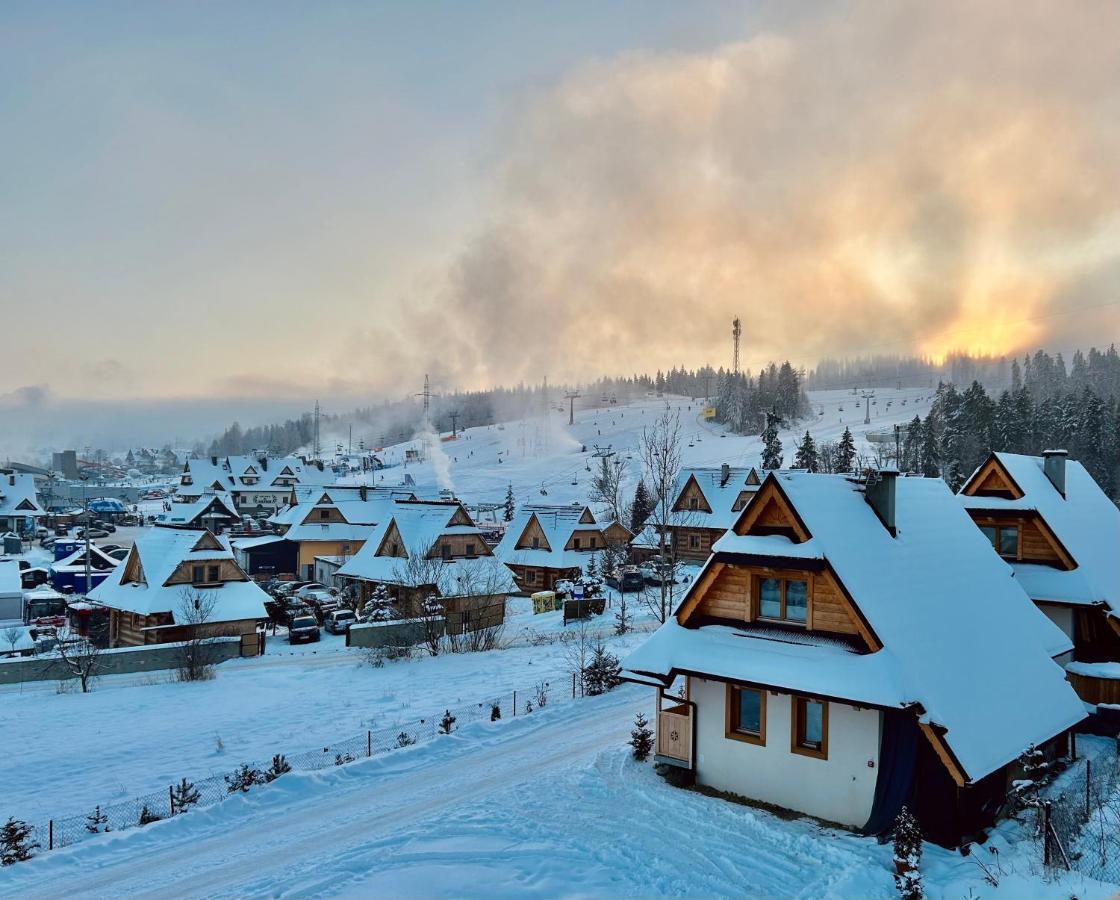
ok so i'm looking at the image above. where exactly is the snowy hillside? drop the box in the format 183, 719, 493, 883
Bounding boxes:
347, 388, 936, 512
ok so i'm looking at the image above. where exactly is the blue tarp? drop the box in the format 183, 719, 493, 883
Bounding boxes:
89, 498, 127, 513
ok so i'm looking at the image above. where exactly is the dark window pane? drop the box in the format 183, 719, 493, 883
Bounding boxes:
999, 526, 1018, 557
786, 581, 808, 623
802, 700, 824, 748
737, 689, 761, 735
980, 525, 998, 548
760, 578, 781, 618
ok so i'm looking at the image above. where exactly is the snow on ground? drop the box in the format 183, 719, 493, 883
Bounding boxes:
345, 388, 936, 511
0, 597, 658, 827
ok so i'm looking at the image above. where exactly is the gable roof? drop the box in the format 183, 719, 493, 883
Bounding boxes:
666, 467, 764, 530
960, 453, 1120, 612
180, 455, 335, 494
494, 504, 628, 570
0, 473, 45, 519
88, 529, 267, 621
156, 493, 240, 528
626, 471, 1085, 784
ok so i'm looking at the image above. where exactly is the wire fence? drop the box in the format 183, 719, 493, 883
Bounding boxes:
1036, 741, 1120, 885
21, 663, 607, 855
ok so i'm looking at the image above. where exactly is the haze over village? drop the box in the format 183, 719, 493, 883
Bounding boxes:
1, 3, 1119, 898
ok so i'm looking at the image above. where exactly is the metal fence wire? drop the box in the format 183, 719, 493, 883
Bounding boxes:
26, 673, 587, 854
1037, 744, 1120, 885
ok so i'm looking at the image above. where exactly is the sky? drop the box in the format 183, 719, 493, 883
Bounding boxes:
2, 1, 1119, 451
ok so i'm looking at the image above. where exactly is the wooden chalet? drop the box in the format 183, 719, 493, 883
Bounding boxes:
624, 469, 1084, 846
336, 500, 515, 633
88, 529, 268, 648
959, 451, 1120, 711
495, 504, 633, 593
155, 493, 240, 533
658, 465, 763, 561
178, 455, 335, 518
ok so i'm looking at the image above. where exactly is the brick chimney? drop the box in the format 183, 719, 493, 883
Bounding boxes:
1043, 449, 1067, 496
865, 468, 898, 536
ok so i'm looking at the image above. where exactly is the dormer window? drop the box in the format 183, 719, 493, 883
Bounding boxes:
319, 509, 330, 520
532, 536, 540, 549
980, 524, 1019, 559
573, 537, 582, 550
689, 497, 700, 511
758, 576, 807, 625
440, 544, 451, 560
191, 564, 221, 586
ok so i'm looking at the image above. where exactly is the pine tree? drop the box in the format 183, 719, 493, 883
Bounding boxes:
138, 804, 162, 826
264, 754, 292, 782
362, 585, 396, 622
901, 417, 922, 474
503, 484, 515, 522
892, 807, 924, 900
836, 426, 856, 474
760, 411, 783, 470
793, 431, 818, 472
629, 712, 654, 761
439, 709, 456, 734
172, 777, 200, 813
85, 805, 110, 833
629, 479, 654, 532
225, 763, 263, 794
583, 644, 622, 696
919, 414, 940, 478
0, 818, 39, 866
490, 702, 501, 721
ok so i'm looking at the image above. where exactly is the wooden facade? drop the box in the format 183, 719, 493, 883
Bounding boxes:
506, 563, 580, 593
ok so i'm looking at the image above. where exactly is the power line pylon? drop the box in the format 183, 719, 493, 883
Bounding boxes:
565, 390, 581, 426
732, 318, 742, 375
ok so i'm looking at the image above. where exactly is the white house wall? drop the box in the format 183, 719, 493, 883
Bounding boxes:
1036, 603, 1075, 666
691, 676, 882, 829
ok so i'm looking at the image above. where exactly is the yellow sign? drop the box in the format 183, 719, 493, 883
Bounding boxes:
703, 406, 716, 420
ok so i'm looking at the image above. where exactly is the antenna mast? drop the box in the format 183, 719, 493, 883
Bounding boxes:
416, 374, 431, 427
312, 400, 322, 460
732, 318, 742, 375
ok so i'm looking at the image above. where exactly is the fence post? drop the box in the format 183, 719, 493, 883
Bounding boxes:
169, 784, 175, 817
1071, 730, 1077, 761
1085, 758, 1091, 819
368, 731, 372, 758
49, 819, 53, 851
572, 672, 576, 698
512, 690, 517, 715
1042, 800, 1052, 867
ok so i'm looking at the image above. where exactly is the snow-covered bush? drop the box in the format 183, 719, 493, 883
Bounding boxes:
1, 818, 39, 866
334, 752, 355, 766
138, 804, 162, 826
396, 731, 417, 748
490, 702, 501, 721
583, 644, 622, 696
172, 777, 200, 813
263, 754, 291, 783
85, 805, 110, 834
630, 712, 654, 761
439, 709, 456, 734
225, 764, 264, 794
893, 806, 923, 900
534, 681, 549, 708
361, 585, 396, 623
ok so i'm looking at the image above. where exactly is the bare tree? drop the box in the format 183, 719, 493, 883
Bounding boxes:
392, 540, 452, 656
177, 588, 219, 682
2, 625, 21, 657
589, 454, 627, 524
53, 628, 102, 693
639, 409, 684, 623
442, 558, 509, 653
560, 617, 595, 695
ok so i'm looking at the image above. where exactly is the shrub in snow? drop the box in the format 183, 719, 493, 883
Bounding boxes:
630, 712, 654, 762
264, 754, 292, 783
334, 752, 355, 766
490, 702, 501, 721
85, 805, 110, 834
1, 818, 39, 866
362, 585, 396, 623
534, 681, 549, 708
525, 699, 534, 714
138, 804, 162, 826
225, 764, 264, 794
396, 731, 417, 747
439, 709, 456, 734
583, 644, 622, 696
614, 595, 631, 636
893, 806, 923, 900
172, 778, 200, 813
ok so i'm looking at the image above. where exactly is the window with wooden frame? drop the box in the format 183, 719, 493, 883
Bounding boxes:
725, 684, 766, 745
440, 543, 451, 560
525, 569, 537, 584
573, 537, 582, 550
979, 523, 1019, 559
207, 565, 220, 584
191, 565, 205, 585
689, 533, 701, 549
791, 696, 828, 759
688, 496, 700, 510
466, 542, 476, 558
756, 576, 808, 625
319, 509, 330, 520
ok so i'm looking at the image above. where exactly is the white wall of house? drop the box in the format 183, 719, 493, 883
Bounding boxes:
690, 676, 882, 829
1037, 603, 1075, 665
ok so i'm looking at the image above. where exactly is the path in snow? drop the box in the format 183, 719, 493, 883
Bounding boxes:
2, 686, 895, 899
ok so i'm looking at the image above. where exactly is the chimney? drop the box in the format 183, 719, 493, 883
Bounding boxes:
720, 463, 730, 487
359, 484, 367, 502
1043, 449, 1067, 496
210, 455, 218, 466
865, 468, 898, 536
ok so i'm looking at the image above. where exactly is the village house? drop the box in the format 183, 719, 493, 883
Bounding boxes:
336, 500, 515, 632
177, 455, 335, 518
0, 472, 46, 536
155, 493, 241, 532
958, 451, 1120, 711
49, 542, 121, 593
658, 465, 764, 561
623, 469, 1084, 846
88, 528, 268, 648
495, 504, 633, 593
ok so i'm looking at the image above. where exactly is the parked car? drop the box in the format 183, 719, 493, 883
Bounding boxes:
105, 548, 130, 562
294, 583, 330, 600
76, 528, 110, 539
273, 580, 312, 598
605, 566, 645, 593
287, 615, 321, 644
640, 557, 678, 587
324, 609, 357, 634
302, 590, 341, 622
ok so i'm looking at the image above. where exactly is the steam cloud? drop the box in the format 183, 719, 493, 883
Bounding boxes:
388, 1, 1120, 386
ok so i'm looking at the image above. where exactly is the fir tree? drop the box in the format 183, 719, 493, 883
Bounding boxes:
225, 763, 263, 794
172, 777, 200, 813
503, 484, 515, 522
490, 702, 501, 721
901, 417, 923, 474
396, 731, 417, 747
892, 807, 924, 900
836, 426, 856, 474
793, 430, 818, 472
362, 585, 396, 622
439, 709, 456, 734
264, 754, 292, 782
629, 479, 654, 533
583, 644, 622, 696
138, 804, 162, 826
760, 411, 783, 470
0, 818, 39, 866
85, 805, 110, 834
629, 712, 654, 761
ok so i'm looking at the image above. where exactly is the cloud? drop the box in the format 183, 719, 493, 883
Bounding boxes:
400, 0, 1120, 384
0, 384, 52, 408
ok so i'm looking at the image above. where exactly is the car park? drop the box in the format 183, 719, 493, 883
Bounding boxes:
294, 583, 330, 600
324, 609, 356, 634
287, 615, 320, 644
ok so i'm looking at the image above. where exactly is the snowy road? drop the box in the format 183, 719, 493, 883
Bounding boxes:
1, 685, 896, 899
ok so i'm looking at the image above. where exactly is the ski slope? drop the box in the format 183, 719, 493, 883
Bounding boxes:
355, 388, 936, 513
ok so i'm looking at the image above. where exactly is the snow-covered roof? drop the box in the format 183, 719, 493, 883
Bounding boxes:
156, 493, 240, 527
50, 544, 122, 573
495, 504, 622, 570
337, 504, 516, 595
88, 529, 268, 622
0, 473, 45, 519
960, 453, 1120, 612
665, 467, 764, 530
0, 560, 20, 596
180, 455, 335, 494
627, 472, 1086, 784
229, 534, 288, 551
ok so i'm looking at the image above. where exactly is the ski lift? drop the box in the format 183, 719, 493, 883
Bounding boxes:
571, 476, 578, 485
585, 463, 591, 472
539, 484, 548, 496
688, 441, 694, 448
